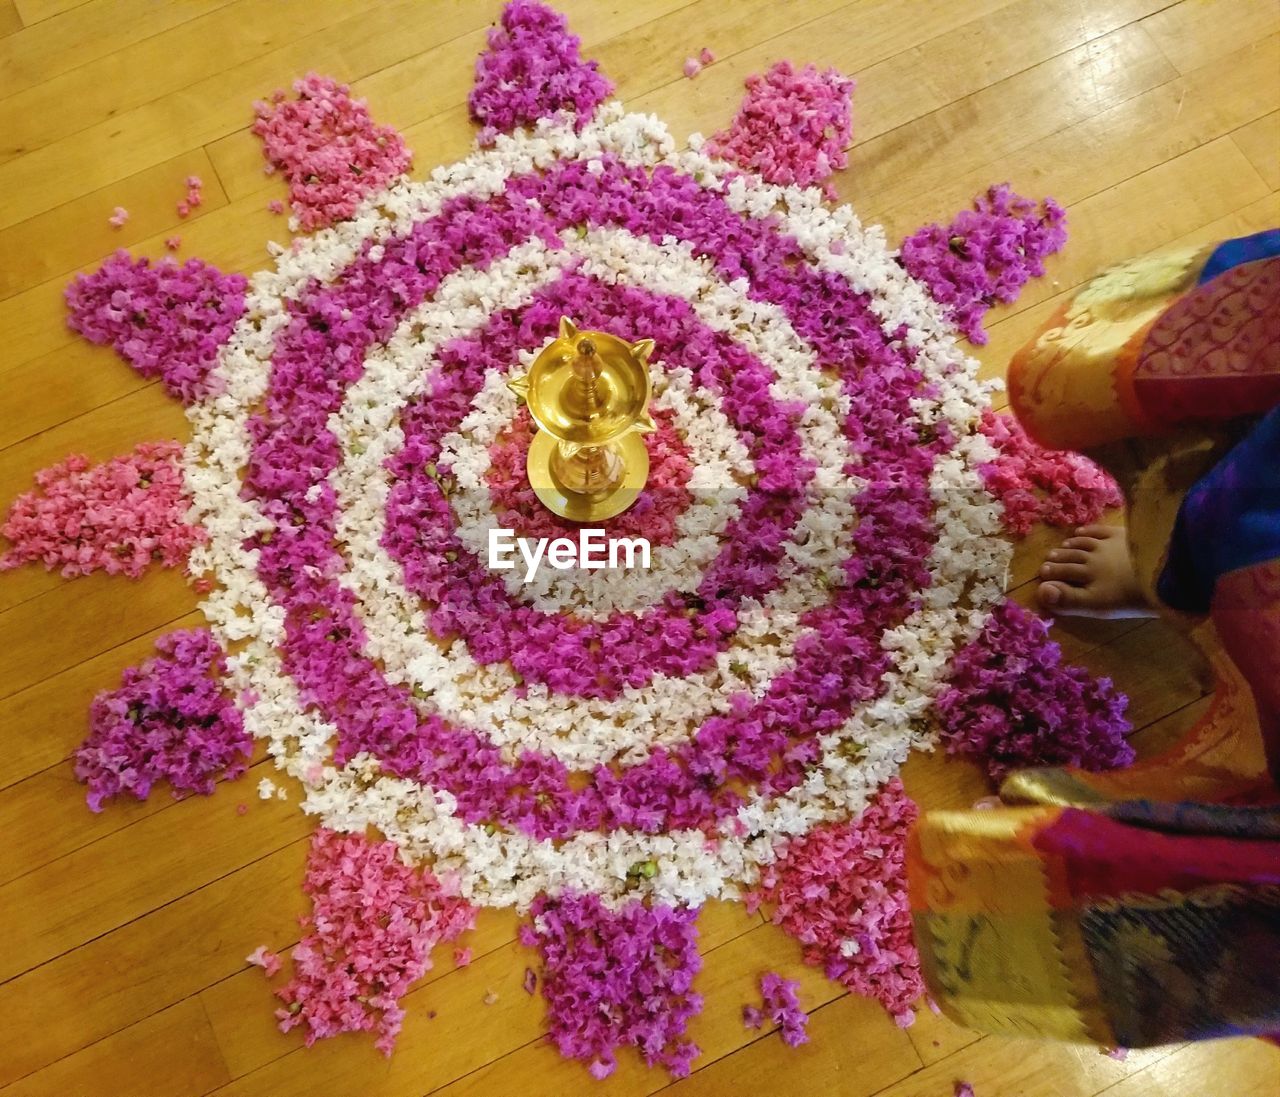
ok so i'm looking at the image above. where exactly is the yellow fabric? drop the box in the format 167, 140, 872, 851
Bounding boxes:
908, 809, 1109, 1043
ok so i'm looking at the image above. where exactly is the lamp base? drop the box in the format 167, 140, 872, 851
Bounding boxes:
527, 430, 650, 522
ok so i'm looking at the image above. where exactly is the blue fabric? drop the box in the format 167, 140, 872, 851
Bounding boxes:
1198, 228, 1280, 285
1158, 405, 1280, 614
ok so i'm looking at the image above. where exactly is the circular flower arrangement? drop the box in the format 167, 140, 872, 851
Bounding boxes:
184, 98, 1009, 919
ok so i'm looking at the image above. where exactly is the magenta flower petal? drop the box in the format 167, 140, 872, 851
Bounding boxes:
934, 600, 1134, 780
524, 892, 702, 1080
756, 972, 810, 1046
73, 628, 249, 811
899, 184, 1066, 344
468, 0, 613, 144
65, 251, 246, 403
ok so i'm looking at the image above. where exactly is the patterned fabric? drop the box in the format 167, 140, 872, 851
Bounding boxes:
912, 231, 1280, 1049
1133, 256, 1280, 428
909, 805, 1280, 1047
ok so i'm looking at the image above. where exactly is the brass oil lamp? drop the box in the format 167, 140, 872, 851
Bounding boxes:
507, 317, 656, 522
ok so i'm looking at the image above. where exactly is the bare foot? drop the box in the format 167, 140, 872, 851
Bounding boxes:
1037, 524, 1157, 619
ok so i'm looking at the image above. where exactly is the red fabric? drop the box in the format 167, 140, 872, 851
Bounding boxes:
1133, 258, 1280, 427
1033, 808, 1280, 903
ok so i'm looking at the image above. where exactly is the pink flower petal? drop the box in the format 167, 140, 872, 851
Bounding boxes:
275, 829, 476, 1054
707, 61, 854, 189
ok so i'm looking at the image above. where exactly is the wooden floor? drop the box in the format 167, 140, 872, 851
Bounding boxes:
0, 0, 1277, 1094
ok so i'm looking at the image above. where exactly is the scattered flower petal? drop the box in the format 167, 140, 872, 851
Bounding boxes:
751, 780, 924, 1026
247, 946, 282, 977
0, 442, 205, 579
252, 73, 412, 231
757, 972, 809, 1046
521, 893, 702, 1079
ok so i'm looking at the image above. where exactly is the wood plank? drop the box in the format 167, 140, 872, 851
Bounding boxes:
868, 34, 1280, 240
659, 992, 925, 1096
0, 752, 273, 887
1075, 617, 1213, 730
1231, 109, 1280, 190
10, 0, 85, 23
0, 0, 685, 233
0, 0, 365, 167
0, 147, 223, 300
850, 21, 1178, 217
0, 0, 23, 35
627, 0, 1019, 144
0, 564, 197, 702
1142, 0, 1280, 74
0, 772, 310, 984
0, 608, 202, 789
1124, 693, 1212, 757
0, 347, 159, 455
839, 1030, 1184, 1097
904, 1010, 983, 1067
1094, 1038, 1280, 1096
900, 746, 991, 810
0, 0, 230, 99
0, 996, 231, 1097
852, 0, 1174, 147
0, 0, 481, 230
0, 380, 190, 503
0, 837, 310, 1087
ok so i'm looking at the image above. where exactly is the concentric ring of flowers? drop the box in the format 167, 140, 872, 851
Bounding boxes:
183, 103, 1009, 908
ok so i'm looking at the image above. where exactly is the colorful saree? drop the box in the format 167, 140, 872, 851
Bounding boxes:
909, 231, 1280, 1048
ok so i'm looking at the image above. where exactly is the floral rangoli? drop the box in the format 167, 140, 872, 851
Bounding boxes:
2, 0, 1136, 1081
